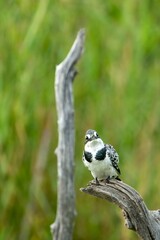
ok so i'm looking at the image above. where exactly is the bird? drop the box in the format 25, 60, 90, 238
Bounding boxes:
82, 129, 121, 184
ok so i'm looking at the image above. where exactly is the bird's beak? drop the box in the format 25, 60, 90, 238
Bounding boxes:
90, 135, 97, 141
85, 135, 97, 144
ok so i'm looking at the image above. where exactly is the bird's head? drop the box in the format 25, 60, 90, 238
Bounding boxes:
85, 129, 100, 144
84, 129, 104, 151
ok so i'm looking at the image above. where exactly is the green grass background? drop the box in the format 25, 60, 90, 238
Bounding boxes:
0, 0, 160, 239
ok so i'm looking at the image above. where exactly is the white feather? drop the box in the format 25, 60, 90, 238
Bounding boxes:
83, 138, 118, 180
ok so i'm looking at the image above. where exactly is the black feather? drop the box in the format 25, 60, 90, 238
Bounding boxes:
95, 146, 106, 160
106, 144, 121, 175
84, 151, 92, 163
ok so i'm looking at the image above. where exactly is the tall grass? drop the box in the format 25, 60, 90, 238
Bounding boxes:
0, 1, 160, 239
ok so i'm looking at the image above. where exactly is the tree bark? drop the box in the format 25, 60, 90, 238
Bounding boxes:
81, 180, 160, 240
51, 29, 85, 240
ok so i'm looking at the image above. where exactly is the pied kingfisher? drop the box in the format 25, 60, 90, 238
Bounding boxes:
82, 129, 121, 184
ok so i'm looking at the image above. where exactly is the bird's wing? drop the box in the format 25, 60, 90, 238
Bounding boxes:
105, 144, 121, 175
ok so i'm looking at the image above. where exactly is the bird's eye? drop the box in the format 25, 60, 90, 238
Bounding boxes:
85, 134, 90, 140
94, 132, 99, 138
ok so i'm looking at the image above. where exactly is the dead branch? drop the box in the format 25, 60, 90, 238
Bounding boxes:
81, 180, 160, 240
50, 29, 85, 240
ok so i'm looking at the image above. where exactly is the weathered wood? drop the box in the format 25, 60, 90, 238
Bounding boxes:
81, 180, 160, 240
51, 29, 85, 240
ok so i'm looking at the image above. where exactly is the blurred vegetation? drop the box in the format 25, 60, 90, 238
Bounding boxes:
0, 0, 160, 240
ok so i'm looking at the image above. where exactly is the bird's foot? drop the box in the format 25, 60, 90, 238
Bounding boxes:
89, 178, 101, 185
95, 177, 101, 185
105, 176, 111, 184
105, 176, 121, 184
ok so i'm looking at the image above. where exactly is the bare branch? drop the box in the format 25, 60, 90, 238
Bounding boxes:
51, 29, 85, 240
81, 180, 160, 240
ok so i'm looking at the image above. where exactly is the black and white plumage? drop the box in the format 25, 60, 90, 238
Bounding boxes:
82, 129, 121, 184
